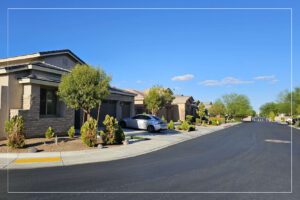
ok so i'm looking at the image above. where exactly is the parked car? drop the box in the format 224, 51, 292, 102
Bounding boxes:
292, 118, 300, 125
286, 118, 293, 125
242, 116, 252, 122
119, 114, 167, 132
286, 117, 300, 125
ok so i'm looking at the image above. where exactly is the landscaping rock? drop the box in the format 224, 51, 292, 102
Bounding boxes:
123, 139, 129, 145
97, 144, 103, 149
28, 147, 38, 153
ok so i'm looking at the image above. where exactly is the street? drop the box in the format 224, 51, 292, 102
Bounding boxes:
1, 122, 299, 200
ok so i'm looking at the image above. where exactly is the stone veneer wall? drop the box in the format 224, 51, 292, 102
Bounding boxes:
10, 84, 74, 138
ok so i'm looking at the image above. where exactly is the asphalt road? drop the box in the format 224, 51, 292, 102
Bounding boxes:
1, 122, 299, 200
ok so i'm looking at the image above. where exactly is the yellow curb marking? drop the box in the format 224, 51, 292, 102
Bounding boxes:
14, 157, 62, 164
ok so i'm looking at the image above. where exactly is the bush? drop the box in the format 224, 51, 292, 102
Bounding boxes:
209, 117, 225, 126
45, 127, 55, 139
168, 120, 175, 129
295, 120, 300, 127
195, 118, 201, 125
5, 116, 25, 148
176, 120, 190, 131
81, 117, 98, 147
161, 116, 167, 123
68, 126, 75, 138
188, 125, 196, 132
185, 115, 194, 124
102, 115, 125, 145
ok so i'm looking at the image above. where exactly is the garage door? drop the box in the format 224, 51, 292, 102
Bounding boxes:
91, 100, 117, 126
122, 102, 131, 119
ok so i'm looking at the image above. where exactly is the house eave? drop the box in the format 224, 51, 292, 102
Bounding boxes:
18, 78, 60, 87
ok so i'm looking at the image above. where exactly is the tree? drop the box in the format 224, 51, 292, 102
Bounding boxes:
222, 93, 252, 119
276, 87, 300, 116
208, 99, 226, 117
196, 102, 206, 123
259, 102, 279, 117
57, 64, 111, 122
268, 111, 276, 122
144, 86, 175, 115
251, 110, 257, 117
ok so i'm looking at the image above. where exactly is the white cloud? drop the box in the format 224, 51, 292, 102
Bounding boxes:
136, 80, 143, 84
171, 74, 194, 81
253, 75, 275, 80
253, 75, 278, 84
199, 77, 254, 86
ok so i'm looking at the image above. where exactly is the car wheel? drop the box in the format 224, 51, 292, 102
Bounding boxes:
120, 121, 126, 128
147, 125, 155, 133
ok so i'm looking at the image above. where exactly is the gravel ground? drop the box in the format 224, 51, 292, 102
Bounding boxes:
0, 137, 121, 153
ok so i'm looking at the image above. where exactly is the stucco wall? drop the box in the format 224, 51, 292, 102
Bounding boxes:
0, 75, 9, 139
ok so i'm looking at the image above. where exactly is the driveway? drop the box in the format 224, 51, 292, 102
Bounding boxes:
0, 122, 299, 200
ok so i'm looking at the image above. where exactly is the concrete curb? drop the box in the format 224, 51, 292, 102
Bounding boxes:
0, 122, 240, 169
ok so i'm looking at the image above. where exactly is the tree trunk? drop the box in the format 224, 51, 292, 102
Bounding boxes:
96, 103, 101, 125
82, 111, 86, 124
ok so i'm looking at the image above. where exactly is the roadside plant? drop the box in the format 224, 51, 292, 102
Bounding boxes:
222, 93, 252, 119
209, 117, 224, 126
196, 102, 206, 124
57, 64, 111, 123
5, 116, 25, 148
161, 116, 167, 123
185, 115, 194, 124
45, 127, 55, 139
144, 86, 175, 115
188, 125, 196, 132
209, 99, 226, 117
167, 120, 175, 129
102, 115, 125, 145
268, 111, 276, 122
81, 117, 98, 147
176, 120, 189, 131
195, 118, 201, 125
295, 120, 300, 127
68, 126, 75, 138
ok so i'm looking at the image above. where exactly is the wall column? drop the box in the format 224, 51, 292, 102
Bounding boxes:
116, 101, 122, 120
130, 102, 135, 117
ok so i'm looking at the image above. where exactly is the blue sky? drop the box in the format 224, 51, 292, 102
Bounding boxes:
0, 0, 299, 111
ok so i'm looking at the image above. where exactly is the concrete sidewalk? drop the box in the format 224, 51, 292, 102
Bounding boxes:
0, 123, 240, 169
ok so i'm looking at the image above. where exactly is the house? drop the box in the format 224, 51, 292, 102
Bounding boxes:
0, 49, 135, 139
125, 89, 198, 122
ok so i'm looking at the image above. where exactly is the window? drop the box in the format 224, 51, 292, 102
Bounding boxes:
132, 115, 150, 120
40, 88, 57, 116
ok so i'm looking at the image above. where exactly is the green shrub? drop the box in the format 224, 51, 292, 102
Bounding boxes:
5, 116, 25, 148
195, 118, 201, 125
45, 127, 55, 139
81, 117, 97, 147
168, 120, 174, 129
208, 117, 221, 126
161, 116, 167, 123
295, 120, 300, 127
68, 126, 75, 138
185, 115, 194, 124
176, 120, 190, 131
102, 115, 125, 145
188, 125, 196, 132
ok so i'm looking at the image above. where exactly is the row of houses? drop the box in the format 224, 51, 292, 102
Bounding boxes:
0, 49, 211, 139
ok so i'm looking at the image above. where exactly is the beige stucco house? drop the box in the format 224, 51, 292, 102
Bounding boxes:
0, 49, 135, 139
125, 89, 198, 122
